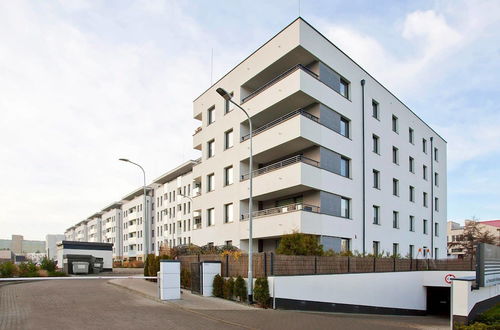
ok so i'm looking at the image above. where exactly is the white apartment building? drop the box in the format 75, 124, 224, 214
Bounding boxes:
64, 227, 76, 241
190, 18, 447, 258
447, 220, 500, 257
75, 221, 88, 242
101, 201, 123, 260
152, 160, 196, 254
121, 187, 153, 261
86, 213, 103, 243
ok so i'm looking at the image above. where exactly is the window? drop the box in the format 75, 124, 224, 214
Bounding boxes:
207, 173, 215, 192
393, 243, 399, 257
341, 197, 350, 218
434, 223, 439, 237
372, 135, 380, 154
422, 138, 427, 153
340, 117, 350, 138
224, 166, 233, 186
423, 219, 428, 234
423, 165, 428, 180
434, 147, 439, 161
409, 128, 414, 144
224, 92, 234, 114
225, 240, 233, 247
207, 208, 215, 226
372, 100, 379, 119
409, 156, 415, 173
207, 139, 215, 158
434, 197, 439, 211
434, 248, 438, 259
224, 129, 233, 149
409, 245, 414, 258
393, 211, 399, 229
224, 203, 233, 223
339, 78, 349, 98
434, 172, 439, 186
392, 146, 399, 164
392, 115, 398, 133
373, 170, 380, 189
392, 178, 399, 196
409, 216, 415, 232
341, 238, 351, 252
340, 157, 350, 177
409, 186, 415, 202
423, 192, 428, 207
373, 205, 380, 225
207, 106, 215, 125
373, 241, 380, 255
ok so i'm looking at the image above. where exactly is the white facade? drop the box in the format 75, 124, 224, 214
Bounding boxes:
45, 234, 65, 260
101, 202, 123, 260
75, 221, 88, 242
86, 213, 102, 243
190, 18, 447, 257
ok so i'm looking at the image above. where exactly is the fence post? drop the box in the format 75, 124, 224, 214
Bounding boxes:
410, 257, 413, 271
225, 254, 229, 277
263, 252, 267, 277
470, 256, 473, 271
427, 258, 430, 270
270, 252, 274, 276
197, 254, 200, 264
373, 257, 376, 272
314, 256, 317, 274
347, 256, 350, 273
416, 258, 418, 271
393, 257, 396, 272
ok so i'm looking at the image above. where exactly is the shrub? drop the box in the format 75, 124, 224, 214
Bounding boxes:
276, 231, 323, 256
18, 261, 39, 277
40, 257, 57, 272
234, 275, 247, 302
0, 262, 15, 278
144, 254, 155, 276
223, 277, 235, 300
212, 274, 224, 297
475, 303, 500, 326
254, 278, 270, 308
181, 268, 191, 288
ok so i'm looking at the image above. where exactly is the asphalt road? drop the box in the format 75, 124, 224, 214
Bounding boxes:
0, 280, 448, 330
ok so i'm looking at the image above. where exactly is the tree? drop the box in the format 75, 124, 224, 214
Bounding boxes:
448, 220, 497, 257
276, 231, 324, 256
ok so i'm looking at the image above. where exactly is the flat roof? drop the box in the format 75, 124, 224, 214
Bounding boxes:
152, 160, 196, 185
101, 201, 123, 212
121, 185, 154, 201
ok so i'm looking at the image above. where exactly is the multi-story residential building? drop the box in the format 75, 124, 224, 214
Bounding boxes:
101, 201, 123, 261
447, 220, 500, 257
75, 221, 88, 242
121, 187, 154, 261
64, 226, 76, 241
190, 18, 447, 258
86, 213, 103, 243
152, 160, 196, 253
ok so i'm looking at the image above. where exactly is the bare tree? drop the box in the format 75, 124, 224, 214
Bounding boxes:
448, 220, 497, 257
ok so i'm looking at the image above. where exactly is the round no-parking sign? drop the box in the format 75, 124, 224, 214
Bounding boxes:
445, 273, 456, 284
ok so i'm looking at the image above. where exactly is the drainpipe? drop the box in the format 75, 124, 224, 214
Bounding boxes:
361, 79, 366, 255
430, 137, 434, 258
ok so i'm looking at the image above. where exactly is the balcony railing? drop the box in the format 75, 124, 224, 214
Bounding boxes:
241, 202, 320, 220
241, 64, 318, 104
193, 157, 202, 165
241, 108, 319, 141
193, 126, 202, 136
240, 154, 320, 181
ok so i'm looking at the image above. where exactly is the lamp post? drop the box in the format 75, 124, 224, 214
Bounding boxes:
119, 158, 149, 257
216, 87, 254, 303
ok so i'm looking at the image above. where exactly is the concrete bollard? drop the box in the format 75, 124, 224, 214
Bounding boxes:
159, 260, 181, 300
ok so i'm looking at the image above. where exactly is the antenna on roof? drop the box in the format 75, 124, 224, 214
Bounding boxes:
298, 0, 301, 17
210, 48, 214, 85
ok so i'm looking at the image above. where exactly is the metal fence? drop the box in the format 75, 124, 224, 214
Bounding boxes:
178, 253, 475, 280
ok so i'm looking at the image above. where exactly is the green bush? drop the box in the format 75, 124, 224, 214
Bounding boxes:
254, 278, 270, 308
144, 254, 156, 277
18, 261, 38, 277
181, 268, 191, 288
40, 257, 57, 272
0, 262, 15, 278
212, 274, 224, 297
234, 275, 247, 302
475, 303, 500, 326
455, 322, 492, 330
223, 277, 235, 300
276, 232, 323, 256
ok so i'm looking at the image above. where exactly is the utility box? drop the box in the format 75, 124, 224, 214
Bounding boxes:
72, 262, 89, 274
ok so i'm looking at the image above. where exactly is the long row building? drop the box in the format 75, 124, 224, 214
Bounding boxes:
64, 18, 447, 262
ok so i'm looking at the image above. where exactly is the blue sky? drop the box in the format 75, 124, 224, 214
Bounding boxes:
0, 0, 499, 239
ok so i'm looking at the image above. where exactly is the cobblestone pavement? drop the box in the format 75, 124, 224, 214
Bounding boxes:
0, 280, 449, 330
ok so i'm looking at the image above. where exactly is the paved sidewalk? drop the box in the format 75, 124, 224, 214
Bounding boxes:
109, 278, 253, 310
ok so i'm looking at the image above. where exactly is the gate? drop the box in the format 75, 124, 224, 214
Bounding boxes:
190, 262, 201, 294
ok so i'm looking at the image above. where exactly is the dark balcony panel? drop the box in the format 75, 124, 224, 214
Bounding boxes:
318, 62, 341, 94
319, 104, 341, 133
320, 147, 342, 175
320, 191, 341, 217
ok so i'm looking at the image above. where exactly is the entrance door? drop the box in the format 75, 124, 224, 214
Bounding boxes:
426, 287, 450, 315
190, 263, 201, 294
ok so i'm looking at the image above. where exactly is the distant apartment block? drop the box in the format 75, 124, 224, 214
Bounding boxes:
447, 220, 500, 257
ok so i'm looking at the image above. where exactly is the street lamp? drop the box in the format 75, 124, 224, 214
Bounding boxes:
119, 158, 149, 257
216, 87, 254, 303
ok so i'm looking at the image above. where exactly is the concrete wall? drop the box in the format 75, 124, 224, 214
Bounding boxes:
452, 279, 500, 325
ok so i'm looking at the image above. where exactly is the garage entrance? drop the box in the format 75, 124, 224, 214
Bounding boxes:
426, 286, 450, 315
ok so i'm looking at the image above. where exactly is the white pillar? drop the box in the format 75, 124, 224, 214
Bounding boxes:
201, 261, 221, 297
159, 260, 181, 300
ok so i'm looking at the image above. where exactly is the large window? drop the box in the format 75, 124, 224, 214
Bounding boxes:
373, 170, 380, 189
340, 157, 350, 177
340, 117, 350, 138
207, 173, 215, 192
373, 205, 380, 225
207, 106, 215, 125
339, 78, 349, 98
341, 238, 351, 252
409, 245, 415, 258
372, 135, 380, 154
341, 197, 350, 218
373, 241, 380, 256
224, 129, 233, 149
224, 203, 233, 223
207, 139, 215, 158
372, 100, 379, 119
224, 166, 233, 186
207, 208, 215, 226
392, 243, 399, 257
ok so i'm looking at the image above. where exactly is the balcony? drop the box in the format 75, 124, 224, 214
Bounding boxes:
240, 155, 319, 181
193, 126, 202, 136
241, 202, 320, 221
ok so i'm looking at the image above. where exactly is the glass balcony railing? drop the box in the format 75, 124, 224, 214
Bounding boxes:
241, 202, 320, 220
240, 154, 320, 181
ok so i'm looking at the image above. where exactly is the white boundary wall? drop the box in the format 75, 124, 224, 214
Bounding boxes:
269, 271, 474, 313
201, 262, 221, 297
159, 260, 181, 300
452, 279, 500, 325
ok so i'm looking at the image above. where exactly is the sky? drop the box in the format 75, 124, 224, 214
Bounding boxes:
0, 0, 499, 240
